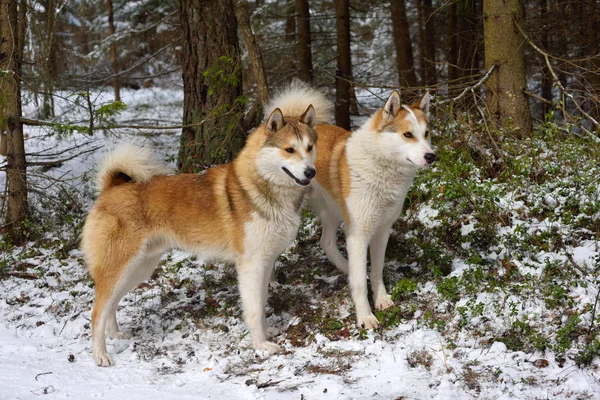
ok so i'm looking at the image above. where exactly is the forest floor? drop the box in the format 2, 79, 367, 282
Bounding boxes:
1, 87, 600, 399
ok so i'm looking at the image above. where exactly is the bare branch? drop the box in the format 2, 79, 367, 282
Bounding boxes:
437, 65, 496, 105
515, 22, 600, 140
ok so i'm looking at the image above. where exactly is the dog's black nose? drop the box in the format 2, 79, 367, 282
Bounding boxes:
304, 167, 316, 179
424, 153, 436, 164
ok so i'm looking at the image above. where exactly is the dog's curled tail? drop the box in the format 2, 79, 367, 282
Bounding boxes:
264, 79, 333, 124
95, 143, 171, 193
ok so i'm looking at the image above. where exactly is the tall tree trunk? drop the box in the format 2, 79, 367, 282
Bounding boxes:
417, 0, 426, 85
41, 0, 56, 119
335, 0, 352, 130
422, 0, 436, 85
107, 0, 120, 102
297, 0, 313, 82
1, 0, 28, 243
285, 1, 296, 43
235, 0, 270, 130
540, 0, 552, 116
587, 0, 599, 127
390, 0, 418, 87
483, 0, 532, 136
447, 1, 458, 85
178, 0, 245, 172
457, 0, 478, 79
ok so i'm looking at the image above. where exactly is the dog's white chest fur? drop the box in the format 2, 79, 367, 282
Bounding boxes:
243, 208, 300, 261
346, 137, 416, 235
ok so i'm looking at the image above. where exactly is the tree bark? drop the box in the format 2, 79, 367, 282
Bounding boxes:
422, 0, 436, 85
447, 1, 458, 84
335, 0, 352, 130
483, 0, 532, 136
235, 0, 270, 105
457, 0, 478, 79
587, 0, 599, 127
40, 0, 57, 119
107, 0, 120, 102
1, 0, 28, 243
540, 0, 552, 115
390, 0, 418, 87
297, 0, 313, 82
178, 0, 245, 172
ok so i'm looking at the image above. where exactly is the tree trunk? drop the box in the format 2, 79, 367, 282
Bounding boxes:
457, 0, 478, 79
1, 0, 28, 243
390, 0, 418, 87
447, 1, 458, 84
178, 0, 245, 172
587, 0, 599, 127
422, 0, 436, 85
483, 0, 532, 136
335, 0, 352, 130
235, 0, 270, 131
41, 0, 56, 119
540, 0, 552, 116
285, 1, 296, 43
235, 0, 270, 105
107, 0, 120, 102
297, 0, 313, 82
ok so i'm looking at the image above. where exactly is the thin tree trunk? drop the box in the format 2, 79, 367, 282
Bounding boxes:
390, 0, 418, 87
285, 1, 296, 43
178, 0, 245, 172
41, 0, 56, 119
587, 0, 599, 127
540, 0, 552, 115
417, 0, 426, 85
235, 0, 270, 131
423, 0, 436, 85
335, 0, 352, 130
483, 0, 532, 136
1, 0, 28, 243
107, 0, 120, 102
447, 1, 458, 85
296, 0, 313, 82
235, 0, 270, 105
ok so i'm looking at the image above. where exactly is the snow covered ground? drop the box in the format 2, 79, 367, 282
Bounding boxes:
1, 87, 600, 399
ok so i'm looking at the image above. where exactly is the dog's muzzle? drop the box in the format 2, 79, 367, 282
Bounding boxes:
282, 167, 314, 186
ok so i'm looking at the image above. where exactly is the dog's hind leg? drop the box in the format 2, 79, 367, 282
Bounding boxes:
319, 212, 349, 274
369, 223, 394, 311
106, 253, 162, 339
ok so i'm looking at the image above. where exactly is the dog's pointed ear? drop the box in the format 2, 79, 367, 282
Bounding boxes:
266, 108, 285, 133
413, 91, 430, 117
383, 90, 401, 119
299, 104, 316, 127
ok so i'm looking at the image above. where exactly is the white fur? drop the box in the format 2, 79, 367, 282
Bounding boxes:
95, 143, 171, 193
264, 79, 333, 125
255, 135, 317, 189
239, 206, 301, 353
309, 95, 434, 329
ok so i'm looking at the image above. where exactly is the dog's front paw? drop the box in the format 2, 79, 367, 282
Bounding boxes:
266, 326, 280, 339
374, 293, 394, 311
254, 340, 281, 354
356, 313, 379, 329
93, 350, 114, 367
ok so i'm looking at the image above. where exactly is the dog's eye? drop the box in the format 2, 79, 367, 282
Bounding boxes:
404, 132, 413, 138
307, 145, 313, 152
285, 147, 295, 154
425, 130, 430, 138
